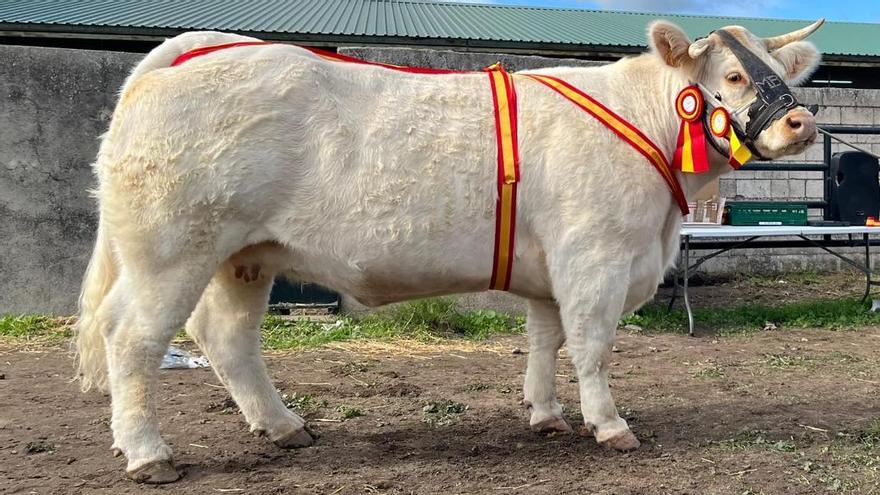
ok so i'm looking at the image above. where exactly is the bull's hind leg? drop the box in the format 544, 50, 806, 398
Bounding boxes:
549, 245, 640, 452
105, 256, 218, 483
523, 299, 572, 434
186, 248, 313, 449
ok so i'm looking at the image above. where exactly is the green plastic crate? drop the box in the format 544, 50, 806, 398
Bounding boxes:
728, 202, 808, 226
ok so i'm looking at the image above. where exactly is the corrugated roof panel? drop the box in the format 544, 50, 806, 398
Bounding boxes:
406, 2, 438, 38
0, 0, 876, 57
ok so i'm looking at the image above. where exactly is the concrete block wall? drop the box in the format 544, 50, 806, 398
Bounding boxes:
339, 46, 603, 71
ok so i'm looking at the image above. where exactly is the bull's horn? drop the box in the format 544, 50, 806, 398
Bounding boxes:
763, 19, 825, 50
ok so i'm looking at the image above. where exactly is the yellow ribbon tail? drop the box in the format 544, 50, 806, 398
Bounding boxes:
681, 122, 695, 173
728, 129, 753, 168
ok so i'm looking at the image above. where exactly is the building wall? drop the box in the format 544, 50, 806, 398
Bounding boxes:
1, 43, 878, 314
0, 45, 141, 314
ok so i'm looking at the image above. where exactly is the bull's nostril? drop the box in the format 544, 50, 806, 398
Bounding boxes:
787, 117, 803, 130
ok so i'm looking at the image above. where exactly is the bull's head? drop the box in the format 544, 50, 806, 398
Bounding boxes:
649, 20, 823, 160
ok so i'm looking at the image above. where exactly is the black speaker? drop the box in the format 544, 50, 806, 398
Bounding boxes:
830, 151, 880, 225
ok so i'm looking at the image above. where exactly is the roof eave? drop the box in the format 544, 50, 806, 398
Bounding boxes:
0, 23, 876, 64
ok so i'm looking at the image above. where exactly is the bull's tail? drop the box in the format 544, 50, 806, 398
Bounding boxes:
119, 31, 261, 95
75, 214, 118, 392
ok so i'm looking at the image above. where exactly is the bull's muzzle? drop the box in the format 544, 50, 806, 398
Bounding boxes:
782, 108, 818, 144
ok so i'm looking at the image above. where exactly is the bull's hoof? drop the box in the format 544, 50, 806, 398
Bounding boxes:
126, 459, 181, 484
598, 430, 641, 452
532, 416, 574, 435
273, 427, 315, 449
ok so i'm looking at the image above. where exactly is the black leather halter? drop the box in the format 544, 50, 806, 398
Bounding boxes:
701, 29, 815, 160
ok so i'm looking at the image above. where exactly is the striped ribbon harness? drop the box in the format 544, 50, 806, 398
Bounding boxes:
172, 42, 690, 292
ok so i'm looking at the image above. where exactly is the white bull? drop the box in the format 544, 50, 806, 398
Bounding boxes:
75, 21, 822, 482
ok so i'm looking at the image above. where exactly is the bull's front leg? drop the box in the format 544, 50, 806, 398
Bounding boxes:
549, 247, 640, 451
523, 299, 572, 434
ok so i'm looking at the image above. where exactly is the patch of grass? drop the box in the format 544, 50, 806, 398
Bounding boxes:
336, 405, 363, 420
623, 298, 880, 334
462, 383, 514, 394
24, 441, 55, 454
713, 430, 796, 453
693, 365, 725, 379
463, 383, 493, 392
261, 298, 523, 349
844, 419, 880, 450
422, 400, 468, 427
0, 315, 71, 342
744, 271, 823, 286
279, 392, 326, 416
765, 354, 811, 368
375, 298, 523, 340
337, 361, 373, 375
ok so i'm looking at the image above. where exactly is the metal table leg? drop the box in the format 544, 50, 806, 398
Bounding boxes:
865, 233, 872, 302
667, 251, 681, 312
683, 235, 695, 336
670, 236, 759, 335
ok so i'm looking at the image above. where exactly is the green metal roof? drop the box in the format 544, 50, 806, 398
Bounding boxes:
0, 0, 876, 58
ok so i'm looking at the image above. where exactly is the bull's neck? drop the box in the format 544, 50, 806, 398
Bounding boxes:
613, 55, 732, 203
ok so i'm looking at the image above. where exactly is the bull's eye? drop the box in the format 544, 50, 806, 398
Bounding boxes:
726, 72, 744, 84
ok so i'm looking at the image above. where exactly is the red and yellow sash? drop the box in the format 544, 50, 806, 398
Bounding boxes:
485, 64, 520, 291
169, 42, 687, 294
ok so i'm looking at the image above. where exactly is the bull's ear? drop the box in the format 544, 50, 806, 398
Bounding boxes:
649, 21, 696, 68
771, 41, 821, 85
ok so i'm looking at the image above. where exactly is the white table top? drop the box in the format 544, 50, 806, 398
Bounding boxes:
681, 225, 880, 238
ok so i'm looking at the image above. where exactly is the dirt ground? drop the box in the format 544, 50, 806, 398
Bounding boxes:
657, 271, 873, 310
2, 321, 880, 495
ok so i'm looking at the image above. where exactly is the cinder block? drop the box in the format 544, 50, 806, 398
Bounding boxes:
841, 107, 873, 125
805, 142, 825, 162
771, 179, 789, 198
793, 87, 822, 105
852, 134, 880, 144
788, 179, 806, 198
737, 179, 772, 199
856, 89, 880, 108
816, 106, 841, 125
789, 170, 822, 180
755, 170, 789, 179
822, 88, 859, 107
805, 179, 825, 198
719, 178, 736, 198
